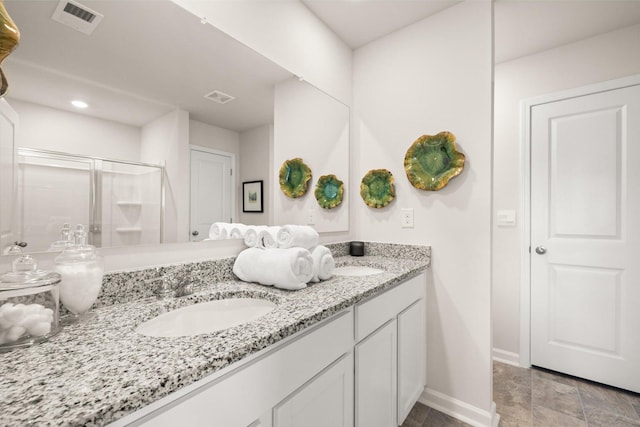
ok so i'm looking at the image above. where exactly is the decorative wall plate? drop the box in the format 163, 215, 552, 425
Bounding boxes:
360, 169, 395, 208
404, 131, 465, 191
315, 174, 344, 209
279, 158, 312, 198
0, 1, 20, 97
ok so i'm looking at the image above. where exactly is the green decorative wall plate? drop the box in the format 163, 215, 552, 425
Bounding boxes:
0, 0, 20, 97
404, 131, 465, 191
315, 174, 344, 209
360, 169, 395, 208
279, 158, 312, 198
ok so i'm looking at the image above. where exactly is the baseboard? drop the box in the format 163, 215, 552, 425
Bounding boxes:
492, 348, 521, 366
419, 388, 499, 427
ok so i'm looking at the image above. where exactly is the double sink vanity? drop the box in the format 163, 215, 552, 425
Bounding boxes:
0, 243, 430, 426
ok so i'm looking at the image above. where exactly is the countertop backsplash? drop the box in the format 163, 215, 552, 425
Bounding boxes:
91, 241, 431, 310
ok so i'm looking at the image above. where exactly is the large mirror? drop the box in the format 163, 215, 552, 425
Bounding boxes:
1, 0, 349, 254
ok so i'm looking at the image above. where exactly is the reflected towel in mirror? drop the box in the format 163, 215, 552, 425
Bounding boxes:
276, 225, 319, 249
258, 226, 281, 249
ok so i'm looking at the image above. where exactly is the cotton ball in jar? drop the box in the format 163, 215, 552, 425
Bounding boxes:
57, 264, 103, 314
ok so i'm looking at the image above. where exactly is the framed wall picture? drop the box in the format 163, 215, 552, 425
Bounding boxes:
242, 180, 264, 213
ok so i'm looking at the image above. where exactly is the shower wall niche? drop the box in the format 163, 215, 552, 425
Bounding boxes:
17, 148, 164, 252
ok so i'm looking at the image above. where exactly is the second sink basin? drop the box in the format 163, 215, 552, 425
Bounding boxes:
135, 298, 277, 338
333, 266, 385, 276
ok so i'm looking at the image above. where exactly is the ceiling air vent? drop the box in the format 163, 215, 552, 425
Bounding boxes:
51, 0, 104, 35
204, 90, 235, 105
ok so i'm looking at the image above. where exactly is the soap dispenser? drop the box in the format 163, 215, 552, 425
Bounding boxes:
55, 224, 104, 322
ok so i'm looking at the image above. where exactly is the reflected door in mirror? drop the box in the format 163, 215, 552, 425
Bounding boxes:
190, 148, 234, 241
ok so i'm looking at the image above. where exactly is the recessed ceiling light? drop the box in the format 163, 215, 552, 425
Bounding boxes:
71, 100, 88, 109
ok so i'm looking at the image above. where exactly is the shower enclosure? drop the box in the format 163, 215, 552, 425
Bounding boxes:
16, 148, 164, 252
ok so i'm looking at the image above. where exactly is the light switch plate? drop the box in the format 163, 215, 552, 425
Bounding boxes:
497, 210, 516, 227
401, 208, 414, 228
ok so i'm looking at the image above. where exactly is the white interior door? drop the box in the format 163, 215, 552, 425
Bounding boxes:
189, 148, 233, 241
530, 83, 640, 392
0, 99, 18, 251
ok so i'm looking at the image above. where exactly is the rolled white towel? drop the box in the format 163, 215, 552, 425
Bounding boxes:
209, 222, 233, 240
310, 245, 335, 283
277, 225, 319, 249
229, 224, 248, 239
258, 226, 281, 249
233, 247, 314, 290
244, 226, 268, 247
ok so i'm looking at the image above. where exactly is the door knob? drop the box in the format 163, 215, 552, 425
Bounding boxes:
535, 246, 546, 255
192, 230, 199, 236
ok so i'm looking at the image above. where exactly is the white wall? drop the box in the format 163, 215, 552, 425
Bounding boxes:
493, 23, 640, 362
239, 124, 272, 226
274, 78, 350, 233
141, 110, 190, 244
9, 99, 141, 161
189, 119, 240, 156
352, 1, 494, 424
170, 0, 352, 106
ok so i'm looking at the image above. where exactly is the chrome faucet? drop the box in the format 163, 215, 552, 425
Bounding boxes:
148, 268, 200, 299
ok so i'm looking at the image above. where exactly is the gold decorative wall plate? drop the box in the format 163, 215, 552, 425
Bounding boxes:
404, 131, 465, 191
279, 158, 312, 198
0, 0, 20, 97
315, 174, 344, 209
360, 169, 395, 208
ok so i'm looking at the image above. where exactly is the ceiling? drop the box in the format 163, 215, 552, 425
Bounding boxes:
304, 0, 640, 62
4, 0, 640, 131
3, 0, 292, 130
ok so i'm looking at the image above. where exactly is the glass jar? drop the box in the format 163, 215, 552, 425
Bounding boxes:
0, 255, 61, 352
54, 224, 104, 322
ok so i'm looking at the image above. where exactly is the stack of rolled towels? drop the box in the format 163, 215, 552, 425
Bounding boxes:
228, 224, 335, 291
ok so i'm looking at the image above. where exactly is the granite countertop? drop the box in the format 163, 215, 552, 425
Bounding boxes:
0, 254, 428, 426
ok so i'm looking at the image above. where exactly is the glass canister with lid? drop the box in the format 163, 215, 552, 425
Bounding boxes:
55, 224, 104, 321
0, 254, 61, 352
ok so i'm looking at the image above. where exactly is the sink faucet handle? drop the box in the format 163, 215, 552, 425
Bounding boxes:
145, 276, 175, 299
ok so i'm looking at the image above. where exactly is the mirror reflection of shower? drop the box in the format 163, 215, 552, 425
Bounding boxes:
16, 148, 164, 252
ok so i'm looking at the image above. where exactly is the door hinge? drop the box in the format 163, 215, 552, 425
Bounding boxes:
230, 168, 233, 176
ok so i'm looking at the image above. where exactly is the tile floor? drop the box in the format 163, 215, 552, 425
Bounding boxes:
402, 362, 640, 427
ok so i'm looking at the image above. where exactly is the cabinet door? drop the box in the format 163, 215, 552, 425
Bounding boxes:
274, 353, 354, 427
355, 319, 397, 427
397, 299, 426, 424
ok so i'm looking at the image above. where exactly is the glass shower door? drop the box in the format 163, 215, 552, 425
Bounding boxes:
101, 160, 162, 247
17, 150, 93, 252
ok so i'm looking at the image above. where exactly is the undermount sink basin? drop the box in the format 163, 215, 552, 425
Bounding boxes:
135, 298, 277, 338
333, 266, 385, 277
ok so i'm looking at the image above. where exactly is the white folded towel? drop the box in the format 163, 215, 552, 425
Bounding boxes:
230, 224, 248, 239
233, 247, 314, 290
277, 225, 319, 249
244, 226, 268, 247
310, 245, 335, 282
209, 222, 233, 240
258, 226, 281, 249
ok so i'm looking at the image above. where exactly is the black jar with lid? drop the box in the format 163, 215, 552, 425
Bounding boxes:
349, 241, 364, 257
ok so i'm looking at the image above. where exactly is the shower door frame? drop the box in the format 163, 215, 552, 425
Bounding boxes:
17, 147, 165, 248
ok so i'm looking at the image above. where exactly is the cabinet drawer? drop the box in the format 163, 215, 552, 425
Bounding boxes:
355, 272, 425, 341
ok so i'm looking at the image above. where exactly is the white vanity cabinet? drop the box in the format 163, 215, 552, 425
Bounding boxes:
273, 352, 354, 427
355, 272, 427, 427
114, 309, 354, 427
112, 270, 427, 427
